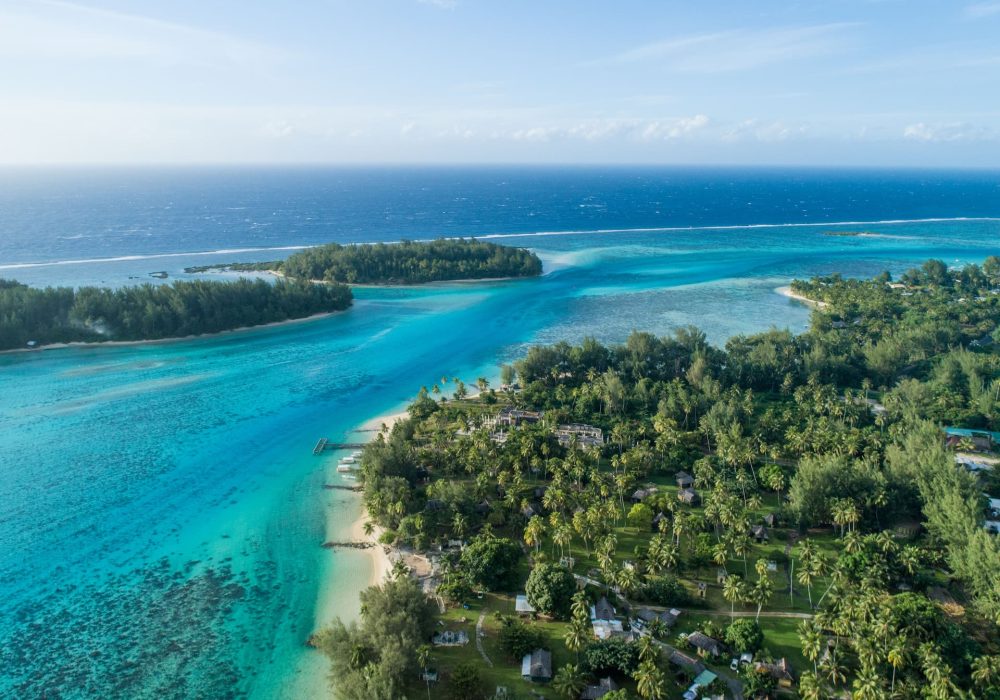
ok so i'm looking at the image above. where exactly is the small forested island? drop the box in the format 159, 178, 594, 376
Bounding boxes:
0, 277, 351, 350
316, 257, 1000, 700
187, 238, 543, 285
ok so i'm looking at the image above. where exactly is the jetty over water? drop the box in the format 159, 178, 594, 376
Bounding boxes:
313, 438, 367, 455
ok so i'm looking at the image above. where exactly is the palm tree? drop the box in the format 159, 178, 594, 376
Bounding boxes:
722, 574, 745, 620
416, 644, 432, 700
452, 512, 467, 539
634, 660, 666, 700
851, 667, 886, 700
552, 663, 586, 699
617, 565, 640, 599
637, 635, 659, 664
887, 643, 908, 693
797, 670, 823, 700
523, 515, 546, 554
798, 620, 823, 674
973, 655, 1000, 690
363, 521, 375, 538
564, 620, 589, 664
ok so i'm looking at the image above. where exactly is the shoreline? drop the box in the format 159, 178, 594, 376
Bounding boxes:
775, 285, 828, 308
0, 310, 343, 356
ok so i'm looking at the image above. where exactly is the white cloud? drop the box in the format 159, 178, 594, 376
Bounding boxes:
903, 122, 997, 142
722, 119, 807, 142
597, 23, 859, 73
963, 2, 1000, 18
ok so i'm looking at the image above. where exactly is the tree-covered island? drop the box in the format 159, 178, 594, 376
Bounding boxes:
188, 238, 543, 285
1, 239, 540, 350
0, 277, 351, 350
316, 257, 1000, 699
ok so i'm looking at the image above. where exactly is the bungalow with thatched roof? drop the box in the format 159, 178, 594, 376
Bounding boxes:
675, 471, 694, 489
678, 487, 701, 506
581, 677, 620, 699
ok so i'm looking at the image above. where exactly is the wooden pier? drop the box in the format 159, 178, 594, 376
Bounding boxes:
313, 438, 366, 455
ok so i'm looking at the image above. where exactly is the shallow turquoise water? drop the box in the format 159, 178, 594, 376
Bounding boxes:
1, 221, 998, 698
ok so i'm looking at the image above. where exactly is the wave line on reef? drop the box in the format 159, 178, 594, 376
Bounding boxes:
2, 216, 997, 270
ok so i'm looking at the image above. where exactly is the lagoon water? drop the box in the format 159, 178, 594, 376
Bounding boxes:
1, 167, 999, 698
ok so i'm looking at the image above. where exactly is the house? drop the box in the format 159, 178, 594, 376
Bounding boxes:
488, 407, 543, 428
653, 512, 668, 527
945, 428, 995, 453
522, 502, 541, 519
985, 520, 1000, 534
687, 631, 724, 658
756, 658, 795, 688
555, 423, 605, 448
515, 594, 536, 615
631, 489, 650, 503
421, 668, 438, 683
636, 607, 680, 628
581, 677, 620, 700
591, 596, 616, 621
989, 496, 1000, 517
676, 471, 694, 489
697, 582, 708, 599
669, 650, 706, 675
475, 500, 492, 514
763, 513, 777, 528
971, 334, 996, 349
751, 524, 769, 542
716, 567, 728, 584
678, 487, 700, 506
521, 648, 552, 682
424, 499, 446, 512
830, 320, 849, 329
957, 455, 993, 473
591, 619, 626, 640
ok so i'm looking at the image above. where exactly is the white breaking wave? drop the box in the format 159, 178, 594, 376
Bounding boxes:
1, 216, 997, 270
470, 217, 1000, 240
0, 245, 312, 270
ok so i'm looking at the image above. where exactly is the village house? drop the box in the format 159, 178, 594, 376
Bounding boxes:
521, 648, 552, 682
669, 650, 706, 676
756, 658, 795, 688
751, 524, 769, 543
515, 594, 536, 616
675, 470, 694, 489
591, 596, 616, 622
678, 487, 701, 506
686, 631, 724, 658
581, 677, 620, 700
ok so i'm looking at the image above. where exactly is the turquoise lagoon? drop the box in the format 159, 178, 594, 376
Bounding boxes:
1, 220, 998, 699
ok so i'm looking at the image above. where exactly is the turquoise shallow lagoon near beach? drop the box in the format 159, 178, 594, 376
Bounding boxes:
1, 219, 998, 698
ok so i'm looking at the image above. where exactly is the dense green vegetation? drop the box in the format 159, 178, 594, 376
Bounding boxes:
320, 257, 1000, 699
0, 277, 351, 350
280, 238, 542, 284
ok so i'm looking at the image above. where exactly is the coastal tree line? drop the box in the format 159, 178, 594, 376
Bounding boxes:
0, 277, 352, 350
321, 258, 1000, 699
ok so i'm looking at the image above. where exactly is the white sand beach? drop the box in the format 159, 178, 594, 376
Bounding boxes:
776, 285, 829, 308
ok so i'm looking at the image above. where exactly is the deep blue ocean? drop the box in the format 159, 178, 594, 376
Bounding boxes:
1, 167, 998, 699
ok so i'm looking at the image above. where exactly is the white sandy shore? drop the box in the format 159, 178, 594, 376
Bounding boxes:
0, 310, 342, 356
776, 285, 829, 308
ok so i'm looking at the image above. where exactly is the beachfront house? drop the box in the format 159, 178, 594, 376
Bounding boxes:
521, 648, 552, 682
687, 631, 724, 658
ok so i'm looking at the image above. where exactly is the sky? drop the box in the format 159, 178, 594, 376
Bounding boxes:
1, 0, 999, 166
